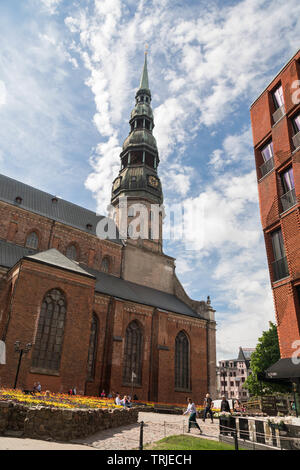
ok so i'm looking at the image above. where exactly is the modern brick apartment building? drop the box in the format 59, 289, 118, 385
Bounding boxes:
250, 49, 300, 385
0, 55, 216, 403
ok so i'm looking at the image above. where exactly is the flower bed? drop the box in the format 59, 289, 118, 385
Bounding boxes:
0, 388, 123, 410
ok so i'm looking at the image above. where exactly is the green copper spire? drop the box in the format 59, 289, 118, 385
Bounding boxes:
139, 50, 149, 90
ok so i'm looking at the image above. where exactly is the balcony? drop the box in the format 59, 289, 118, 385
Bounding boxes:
272, 105, 285, 125
280, 188, 297, 212
272, 256, 289, 282
260, 156, 274, 178
292, 131, 300, 150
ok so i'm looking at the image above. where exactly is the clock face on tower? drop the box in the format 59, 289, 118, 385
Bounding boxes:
113, 177, 121, 191
148, 175, 159, 188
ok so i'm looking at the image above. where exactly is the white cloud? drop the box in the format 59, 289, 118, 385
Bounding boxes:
65, 0, 300, 212
64, 0, 297, 358
40, 0, 62, 15
0, 81, 6, 106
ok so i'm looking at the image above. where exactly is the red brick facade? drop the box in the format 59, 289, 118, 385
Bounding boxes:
250, 49, 300, 358
0, 195, 216, 403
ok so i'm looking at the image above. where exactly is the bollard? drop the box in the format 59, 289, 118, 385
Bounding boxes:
233, 430, 239, 451
139, 420, 144, 450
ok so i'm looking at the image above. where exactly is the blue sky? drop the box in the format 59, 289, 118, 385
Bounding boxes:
0, 0, 300, 360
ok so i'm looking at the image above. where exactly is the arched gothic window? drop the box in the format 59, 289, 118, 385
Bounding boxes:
123, 321, 143, 386
32, 289, 66, 371
175, 331, 190, 390
86, 314, 98, 380
101, 257, 110, 273
66, 244, 77, 261
25, 231, 39, 250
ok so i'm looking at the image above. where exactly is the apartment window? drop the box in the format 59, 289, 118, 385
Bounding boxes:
260, 141, 274, 178
271, 229, 289, 281
272, 85, 285, 124
280, 167, 296, 211
292, 113, 300, 149
273, 85, 284, 109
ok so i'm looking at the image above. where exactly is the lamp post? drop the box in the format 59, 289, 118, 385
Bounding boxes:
292, 382, 299, 418
221, 368, 226, 397
14, 341, 32, 389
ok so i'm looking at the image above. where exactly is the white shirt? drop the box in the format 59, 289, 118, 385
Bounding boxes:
115, 397, 122, 405
184, 402, 197, 415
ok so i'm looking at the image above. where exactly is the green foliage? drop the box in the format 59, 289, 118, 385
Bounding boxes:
243, 322, 291, 396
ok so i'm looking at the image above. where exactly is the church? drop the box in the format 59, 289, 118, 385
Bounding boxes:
0, 54, 216, 403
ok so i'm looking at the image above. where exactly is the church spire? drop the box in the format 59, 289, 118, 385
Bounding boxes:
139, 49, 149, 91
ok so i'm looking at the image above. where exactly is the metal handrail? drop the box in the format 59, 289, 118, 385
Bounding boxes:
280, 188, 297, 212
260, 156, 274, 178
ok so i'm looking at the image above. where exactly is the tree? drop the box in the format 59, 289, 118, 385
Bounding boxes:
244, 322, 291, 396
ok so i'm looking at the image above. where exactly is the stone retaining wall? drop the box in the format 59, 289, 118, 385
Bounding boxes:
0, 401, 139, 441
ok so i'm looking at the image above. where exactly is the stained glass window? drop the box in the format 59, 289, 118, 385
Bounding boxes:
32, 289, 66, 371
87, 314, 98, 380
25, 232, 39, 250
123, 321, 143, 386
66, 244, 77, 261
175, 331, 190, 390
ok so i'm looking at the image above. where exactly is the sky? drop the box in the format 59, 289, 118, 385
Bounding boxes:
0, 0, 300, 360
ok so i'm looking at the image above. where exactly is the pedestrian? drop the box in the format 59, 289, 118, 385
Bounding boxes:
36, 382, 41, 393
183, 398, 202, 434
115, 393, 122, 406
107, 391, 113, 398
101, 389, 106, 398
220, 395, 231, 413
203, 393, 214, 423
72, 386, 77, 395
32, 382, 37, 394
133, 394, 138, 401
234, 399, 240, 412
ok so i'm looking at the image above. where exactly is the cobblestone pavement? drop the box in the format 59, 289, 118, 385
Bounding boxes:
0, 412, 219, 450
72, 412, 219, 450
0, 436, 96, 450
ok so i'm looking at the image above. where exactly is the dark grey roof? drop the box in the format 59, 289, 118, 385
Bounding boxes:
25, 249, 95, 279
0, 239, 36, 268
0, 173, 122, 244
0, 239, 201, 319
82, 265, 201, 319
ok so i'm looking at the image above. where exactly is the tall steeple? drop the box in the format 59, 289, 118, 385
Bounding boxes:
111, 52, 163, 252
139, 50, 149, 91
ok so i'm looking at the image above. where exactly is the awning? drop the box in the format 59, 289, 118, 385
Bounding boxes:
265, 358, 300, 380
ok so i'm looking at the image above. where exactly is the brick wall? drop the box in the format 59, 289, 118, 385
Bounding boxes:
0, 201, 122, 276
250, 49, 300, 358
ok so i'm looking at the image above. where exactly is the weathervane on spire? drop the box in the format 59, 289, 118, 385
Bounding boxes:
145, 44, 149, 55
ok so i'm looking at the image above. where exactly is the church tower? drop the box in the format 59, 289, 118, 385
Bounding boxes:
111, 52, 163, 253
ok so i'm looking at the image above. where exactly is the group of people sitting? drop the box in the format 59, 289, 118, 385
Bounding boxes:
115, 393, 134, 408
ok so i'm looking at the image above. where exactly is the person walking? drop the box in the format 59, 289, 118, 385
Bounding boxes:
183, 398, 202, 434
203, 393, 214, 423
